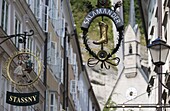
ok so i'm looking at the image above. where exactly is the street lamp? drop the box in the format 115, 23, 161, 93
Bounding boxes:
148, 38, 170, 66
148, 38, 170, 111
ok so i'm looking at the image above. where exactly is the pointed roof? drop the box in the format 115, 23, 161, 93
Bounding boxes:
129, 0, 136, 28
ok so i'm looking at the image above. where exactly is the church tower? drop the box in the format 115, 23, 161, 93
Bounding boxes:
124, 0, 140, 78
111, 1, 149, 110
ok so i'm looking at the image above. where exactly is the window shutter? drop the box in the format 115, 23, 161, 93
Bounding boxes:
57, 58, 62, 82
49, 93, 57, 111
50, 41, 57, 65
72, 93, 77, 102
62, 19, 65, 37
78, 80, 83, 92
70, 47, 73, 64
26, 0, 32, 6
34, 0, 41, 20
47, 33, 52, 64
40, 4, 49, 32
60, 58, 64, 83
70, 80, 76, 94
56, 18, 65, 38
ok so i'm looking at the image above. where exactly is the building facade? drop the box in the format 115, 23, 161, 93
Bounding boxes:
0, 0, 100, 111
140, 0, 170, 110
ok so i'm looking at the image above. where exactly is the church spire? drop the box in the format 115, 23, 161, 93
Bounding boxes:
129, 0, 136, 28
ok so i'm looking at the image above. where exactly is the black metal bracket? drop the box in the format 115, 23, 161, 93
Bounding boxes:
0, 30, 34, 49
113, 1, 122, 11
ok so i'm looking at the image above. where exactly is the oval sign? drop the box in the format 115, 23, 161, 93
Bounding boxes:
81, 8, 124, 31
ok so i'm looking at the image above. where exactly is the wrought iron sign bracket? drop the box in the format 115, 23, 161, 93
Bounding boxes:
0, 30, 34, 49
81, 7, 124, 69
0, 30, 42, 106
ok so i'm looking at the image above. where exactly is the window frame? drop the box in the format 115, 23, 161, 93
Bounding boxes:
1, 0, 9, 32
13, 15, 21, 49
49, 92, 57, 111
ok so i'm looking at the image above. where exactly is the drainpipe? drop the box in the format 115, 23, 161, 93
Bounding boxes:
44, 0, 48, 111
43, 32, 48, 111
63, 27, 69, 110
88, 87, 92, 111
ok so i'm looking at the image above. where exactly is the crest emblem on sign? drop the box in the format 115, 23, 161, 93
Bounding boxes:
4, 49, 42, 87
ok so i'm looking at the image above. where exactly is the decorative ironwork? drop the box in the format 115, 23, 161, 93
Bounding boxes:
5, 50, 42, 87
0, 30, 41, 106
81, 7, 124, 69
97, 0, 109, 8
0, 30, 34, 49
0, 30, 42, 87
113, 1, 122, 11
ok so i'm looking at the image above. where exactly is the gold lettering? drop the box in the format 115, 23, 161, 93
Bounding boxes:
13, 96, 17, 102
8, 94, 38, 104
28, 97, 33, 102
21, 97, 25, 103
9, 96, 13, 101
24, 97, 28, 103
32, 95, 37, 101
16, 97, 21, 103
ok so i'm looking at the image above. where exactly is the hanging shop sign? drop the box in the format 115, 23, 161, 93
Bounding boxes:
4, 49, 42, 106
6, 91, 39, 106
81, 8, 123, 30
81, 7, 124, 69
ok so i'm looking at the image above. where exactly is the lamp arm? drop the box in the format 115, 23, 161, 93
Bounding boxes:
158, 75, 170, 90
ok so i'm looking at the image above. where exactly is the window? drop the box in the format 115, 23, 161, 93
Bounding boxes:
13, 16, 21, 49
129, 44, 132, 54
70, 80, 76, 94
136, 43, 138, 54
83, 90, 88, 105
73, 54, 78, 77
26, 37, 33, 52
33, 0, 40, 19
47, 34, 58, 65
0, 76, 6, 108
78, 80, 83, 92
70, 80, 77, 102
40, 4, 48, 32
51, 42, 57, 65
49, 0, 58, 27
60, 58, 64, 83
49, 93, 57, 111
27, 105, 35, 111
26, 0, 32, 6
47, 33, 52, 64
49, 0, 58, 19
56, 18, 65, 39
34, 46, 41, 74
0, 76, 11, 111
1, 0, 8, 32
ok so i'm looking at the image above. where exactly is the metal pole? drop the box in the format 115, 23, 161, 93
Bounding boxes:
158, 0, 162, 39
158, 0, 162, 110
158, 66, 162, 111
63, 30, 66, 110
43, 32, 48, 111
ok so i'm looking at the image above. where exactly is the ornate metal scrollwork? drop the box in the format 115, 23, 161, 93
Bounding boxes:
81, 8, 124, 69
